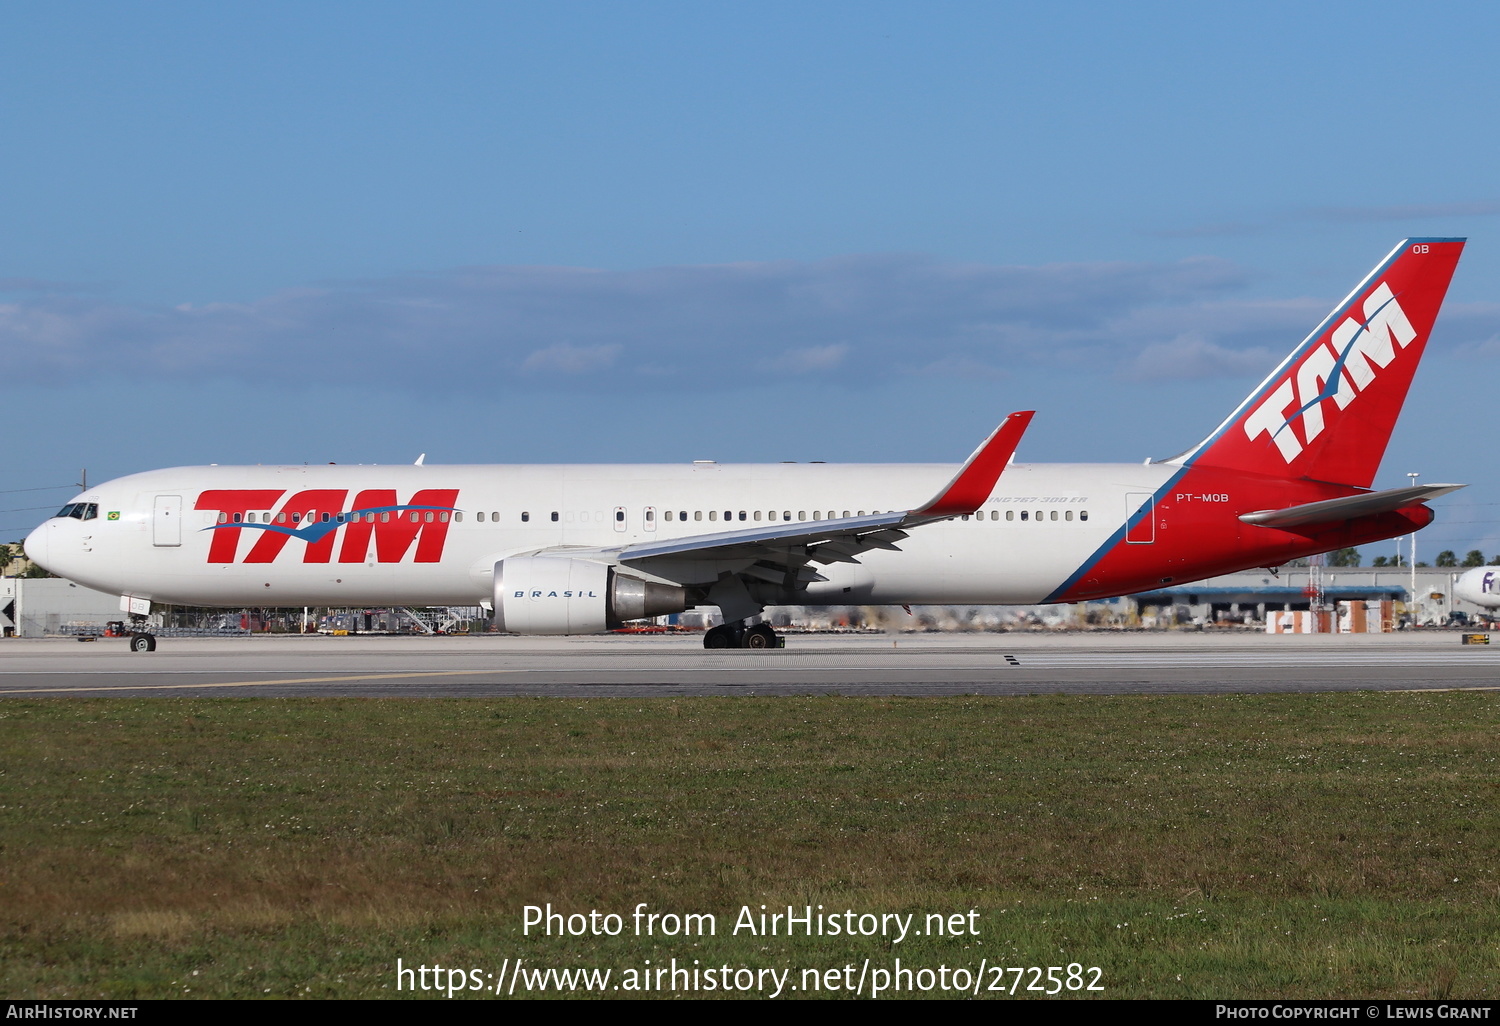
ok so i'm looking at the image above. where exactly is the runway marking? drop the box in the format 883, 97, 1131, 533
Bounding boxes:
1387, 685, 1500, 693
0, 669, 499, 695
4, 653, 1499, 695
3, 652, 1496, 677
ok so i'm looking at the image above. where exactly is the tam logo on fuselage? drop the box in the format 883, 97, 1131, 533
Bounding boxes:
194, 488, 460, 564
1242, 282, 1416, 463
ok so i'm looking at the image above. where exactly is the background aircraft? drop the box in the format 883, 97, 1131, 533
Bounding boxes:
1454, 566, 1500, 611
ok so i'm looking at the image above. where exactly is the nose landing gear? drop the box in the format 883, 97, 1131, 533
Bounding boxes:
129, 632, 157, 653
703, 621, 784, 649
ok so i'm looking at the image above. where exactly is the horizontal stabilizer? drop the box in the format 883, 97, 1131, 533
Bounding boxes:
1239, 483, 1465, 530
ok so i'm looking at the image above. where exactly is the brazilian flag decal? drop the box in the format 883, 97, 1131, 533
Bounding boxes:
107, 511, 120, 520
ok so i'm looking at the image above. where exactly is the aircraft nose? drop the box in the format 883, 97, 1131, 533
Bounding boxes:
23, 522, 51, 573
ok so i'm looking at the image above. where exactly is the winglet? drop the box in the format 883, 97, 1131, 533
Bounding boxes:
913, 411, 1034, 517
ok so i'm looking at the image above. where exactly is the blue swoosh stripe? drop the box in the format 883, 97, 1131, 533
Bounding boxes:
1272, 289, 1404, 443
201, 505, 459, 544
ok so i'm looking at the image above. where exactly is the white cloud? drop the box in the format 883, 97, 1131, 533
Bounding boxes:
774, 343, 849, 373
521, 343, 621, 374
8, 251, 1460, 395
1125, 333, 1276, 380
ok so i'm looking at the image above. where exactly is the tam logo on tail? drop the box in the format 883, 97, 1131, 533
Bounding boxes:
1244, 281, 1416, 463
1182, 239, 1464, 489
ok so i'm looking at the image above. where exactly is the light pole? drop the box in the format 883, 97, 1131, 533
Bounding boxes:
1407, 471, 1419, 624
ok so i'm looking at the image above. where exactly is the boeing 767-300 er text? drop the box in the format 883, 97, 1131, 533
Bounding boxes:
27, 239, 1467, 650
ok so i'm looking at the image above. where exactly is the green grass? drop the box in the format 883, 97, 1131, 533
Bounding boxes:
0, 693, 1496, 999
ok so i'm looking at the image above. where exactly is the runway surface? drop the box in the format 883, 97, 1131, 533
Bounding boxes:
1, 630, 1497, 697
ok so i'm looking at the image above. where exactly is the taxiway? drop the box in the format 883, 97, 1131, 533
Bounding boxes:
1, 630, 1496, 697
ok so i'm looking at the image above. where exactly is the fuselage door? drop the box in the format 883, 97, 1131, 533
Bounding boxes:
1125, 492, 1155, 544
153, 495, 183, 547
613, 506, 627, 532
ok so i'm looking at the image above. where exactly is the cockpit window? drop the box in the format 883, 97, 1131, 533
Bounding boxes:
54, 503, 98, 520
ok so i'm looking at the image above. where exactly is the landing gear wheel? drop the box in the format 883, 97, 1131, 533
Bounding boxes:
742, 623, 780, 649
703, 624, 736, 649
129, 633, 157, 653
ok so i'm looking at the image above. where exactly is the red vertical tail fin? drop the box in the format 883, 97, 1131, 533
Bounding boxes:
1170, 239, 1464, 488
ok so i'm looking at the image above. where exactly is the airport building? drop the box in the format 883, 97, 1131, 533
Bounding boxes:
1125, 566, 1483, 628
1, 564, 1490, 638
1, 578, 123, 638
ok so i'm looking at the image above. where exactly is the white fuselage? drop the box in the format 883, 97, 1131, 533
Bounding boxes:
27, 461, 1177, 608
1454, 567, 1500, 610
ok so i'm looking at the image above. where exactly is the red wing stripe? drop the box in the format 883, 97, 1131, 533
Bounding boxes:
914, 411, 1034, 517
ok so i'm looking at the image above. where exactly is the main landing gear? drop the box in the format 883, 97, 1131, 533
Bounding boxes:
117, 615, 155, 652
703, 621, 784, 650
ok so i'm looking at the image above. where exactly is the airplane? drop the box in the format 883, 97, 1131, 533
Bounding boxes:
1454, 566, 1500, 611
26, 238, 1467, 652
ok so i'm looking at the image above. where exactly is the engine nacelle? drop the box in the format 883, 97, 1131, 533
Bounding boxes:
493, 556, 689, 635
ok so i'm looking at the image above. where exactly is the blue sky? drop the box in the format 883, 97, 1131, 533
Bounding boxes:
3, 1, 1499, 559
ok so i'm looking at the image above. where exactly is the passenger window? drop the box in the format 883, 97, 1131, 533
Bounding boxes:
798, 511, 806, 520
322, 513, 331, 523
217, 511, 228, 524
1065, 510, 1073, 521
551, 512, 559, 522
233, 512, 243, 523
645, 510, 654, 522
1006, 510, 1014, 521
813, 511, 822, 521
452, 512, 460, 522
725, 511, 732, 521
1050, 510, 1058, 521
1080, 511, 1088, 521
738, 511, 746, 521
477, 512, 485, 522
439, 512, 450, 523
754, 511, 762, 521
615, 510, 625, 522
664, 510, 673, 521
695, 511, 702, 521
710, 511, 718, 521
679, 511, 687, 522
842, 511, 850, 519
1020, 511, 1028, 521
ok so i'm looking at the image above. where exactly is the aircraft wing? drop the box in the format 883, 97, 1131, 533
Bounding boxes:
1238, 483, 1465, 530
558, 411, 1034, 587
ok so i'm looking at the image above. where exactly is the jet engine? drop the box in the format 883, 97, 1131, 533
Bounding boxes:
493, 556, 689, 634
